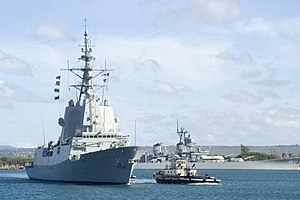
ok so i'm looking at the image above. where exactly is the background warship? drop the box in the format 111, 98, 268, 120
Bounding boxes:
136, 122, 300, 170
25, 22, 143, 184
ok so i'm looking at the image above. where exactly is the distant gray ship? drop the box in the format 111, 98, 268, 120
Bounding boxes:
26, 22, 143, 184
136, 159, 300, 170
137, 122, 300, 170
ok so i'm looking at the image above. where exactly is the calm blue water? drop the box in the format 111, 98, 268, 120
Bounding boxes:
1, 169, 300, 200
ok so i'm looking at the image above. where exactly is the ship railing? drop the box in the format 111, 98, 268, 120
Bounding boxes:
81, 134, 120, 138
117, 135, 130, 139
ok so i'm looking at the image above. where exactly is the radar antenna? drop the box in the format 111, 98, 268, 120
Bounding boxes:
176, 119, 188, 144
62, 19, 113, 105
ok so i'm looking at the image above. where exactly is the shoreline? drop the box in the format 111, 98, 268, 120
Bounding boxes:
0, 165, 25, 170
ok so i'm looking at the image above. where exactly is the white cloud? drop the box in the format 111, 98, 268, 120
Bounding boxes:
0, 98, 13, 109
0, 50, 33, 76
9, 142, 36, 148
216, 51, 254, 65
263, 104, 300, 129
237, 17, 277, 37
239, 69, 261, 79
0, 80, 45, 105
265, 118, 300, 128
245, 17, 272, 32
190, 103, 300, 145
223, 89, 263, 104
254, 79, 289, 87
0, 80, 15, 97
1, 0, 300, 148
277, 18, 300, 35
95, 36, 225, 89
152, 81, 177, 95
263, 104, 300, 118
187, 0, 242, 24
34, 21, 76, 42
259, 90, 279, 99
131, 57, 162, 73
191, 109, 265, 145
150, 0, 242, 26
237, 16, 300, 40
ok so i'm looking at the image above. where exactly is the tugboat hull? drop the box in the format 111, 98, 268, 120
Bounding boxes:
154, 174, 221, 185
26, 146, 141, 184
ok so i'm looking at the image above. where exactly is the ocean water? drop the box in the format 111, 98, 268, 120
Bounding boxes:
1, 169, 300, 200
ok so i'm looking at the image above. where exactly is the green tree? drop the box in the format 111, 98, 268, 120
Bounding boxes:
240, 144, 249, 155
0, 156, 33, 166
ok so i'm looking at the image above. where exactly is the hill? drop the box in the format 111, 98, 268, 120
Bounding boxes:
0, 145, 17, 150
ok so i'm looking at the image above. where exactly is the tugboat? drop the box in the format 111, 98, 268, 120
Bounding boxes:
25, 21, 143, 184
153, 157, 221, 185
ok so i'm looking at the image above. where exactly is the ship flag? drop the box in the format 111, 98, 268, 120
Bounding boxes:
54, 75, 61, 100
102, 72, 110, 83
55, 80, 60, 86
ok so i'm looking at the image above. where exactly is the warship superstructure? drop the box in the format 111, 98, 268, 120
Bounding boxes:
175, 122, 224, 162
25, 22, 143, 184
137, 121, 300, 170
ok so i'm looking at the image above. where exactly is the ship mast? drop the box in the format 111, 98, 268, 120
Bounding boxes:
65, 19, 113, 106
78, 20, 94, 103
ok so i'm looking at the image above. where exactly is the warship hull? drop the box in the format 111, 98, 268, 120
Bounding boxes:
26, 146, 142, 184
136, 159, 300, 170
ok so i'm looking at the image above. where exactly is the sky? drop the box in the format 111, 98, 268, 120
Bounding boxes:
0, 0, 300, 147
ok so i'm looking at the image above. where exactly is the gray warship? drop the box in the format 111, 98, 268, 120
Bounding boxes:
25, 22, 143, 184
136, 122, 300, 170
